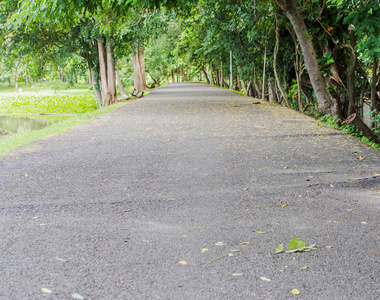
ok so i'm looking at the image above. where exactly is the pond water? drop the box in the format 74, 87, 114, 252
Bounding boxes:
0, 115, 59, 134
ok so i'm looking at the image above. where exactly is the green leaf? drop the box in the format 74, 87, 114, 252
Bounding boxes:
255, 230, 266, 234
300, 266, 308, 270
275, 243, 284, 253
287, 238, 305, 250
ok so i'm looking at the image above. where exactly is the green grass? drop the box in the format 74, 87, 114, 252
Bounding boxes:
0, 93, 98, 114
318, 114, 380, 151
0, 81, 92, 96
0, 102, 127, 156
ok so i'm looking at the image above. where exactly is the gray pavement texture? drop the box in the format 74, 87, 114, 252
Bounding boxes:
0, 82, 379, 300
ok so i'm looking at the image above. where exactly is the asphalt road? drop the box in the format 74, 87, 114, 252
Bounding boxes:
1, 83, 379, 299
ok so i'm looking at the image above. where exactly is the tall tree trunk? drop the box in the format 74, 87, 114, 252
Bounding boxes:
116, 68, 127, 99
347, 30, 357, 116
220, 61, 223, 87
132, 51, 143, 92
370, 57, 378, 128
253, 67, 262, 99
138, 47, 148, 90
269, 76, 276, 103
262, 45, 267, 101
176, 67, 180, 83
172, 69, 175, 83
97, 39, 107, 108
274, 12, 289, 107
200, 69, 204, 81
274, 0, 332, 114
106, 39, 117, 106
89, 64, 102, 107
181, 66, 185, 82
202, 66, 210, 84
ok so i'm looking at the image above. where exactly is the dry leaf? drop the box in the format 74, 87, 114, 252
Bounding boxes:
260, 277, 271, 282
215, 241, 226, 246
72, 294, 84, 300
292, 289, 300, 295
282, 203, 288, 207
361, 222, 368, 225
201, 248, 209, 253
231, 273, 243, 276
179, 261, 187, 265
41, 288, 52, 294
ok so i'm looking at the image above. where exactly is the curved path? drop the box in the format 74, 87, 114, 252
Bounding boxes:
1, 83, 379, 299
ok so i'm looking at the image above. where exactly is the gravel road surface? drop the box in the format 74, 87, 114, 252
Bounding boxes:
1, 83, 379, 299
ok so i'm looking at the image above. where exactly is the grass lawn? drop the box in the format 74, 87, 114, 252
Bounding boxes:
0, 81, 92, 96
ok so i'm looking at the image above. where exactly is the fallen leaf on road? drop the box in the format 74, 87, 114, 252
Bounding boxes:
201, 248, 209, 253
292, 289, 300, 295
215, 241, 226, 246
358, 156, 364, 160
260, 277, 271, 282
41, 288, 52, 294
179, 261, 187, 265
255, 230, 266, 234
361, 222, 368, 225
72, 294, 84, 300
231, 273, 243, 276
282, 203, 288, 207
195, 227, 203, 229
300, 266, 308, 270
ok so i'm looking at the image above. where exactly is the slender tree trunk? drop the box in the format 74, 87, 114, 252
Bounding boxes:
253, 67, 262, 99
347, 30, 357, 116
200, 69, 204, 81
89, 64, 102, 107
132, 51, 143, 92
269, 76, 276, 103
116, 68, 127, 99
97, 39, 107, 108
274, 12, 289, 107
106, 39, 117, 106
138, 47, 148, 90
176, 67, 180, 83
209, 62, 213, 85
172, 69, 175, 83
275, 0, 332, 114
220, 61, 223, 87
262, 45, 267, 101
371, 57, 378, 128
202, 66, 210, 84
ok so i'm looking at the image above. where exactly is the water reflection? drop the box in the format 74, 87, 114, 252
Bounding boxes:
0, 115, 57, 134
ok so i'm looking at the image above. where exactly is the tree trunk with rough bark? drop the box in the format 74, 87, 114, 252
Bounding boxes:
138, 47, 148, 90
106, 40, 117, 106
274, 0, 332, 114
262, 46, 267, 101
274, 12, 289, 107
172, 69, 175, 83
116, 68, 128, 99
97, 39, 107, 108
370, 57, 378, 128
89, 64, 102, 107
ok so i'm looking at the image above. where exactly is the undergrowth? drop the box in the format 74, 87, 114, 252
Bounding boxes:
318, 114, 380, 150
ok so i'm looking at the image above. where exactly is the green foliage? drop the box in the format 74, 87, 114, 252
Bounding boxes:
319, 114, 380, 150
0, 94, 98, 114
